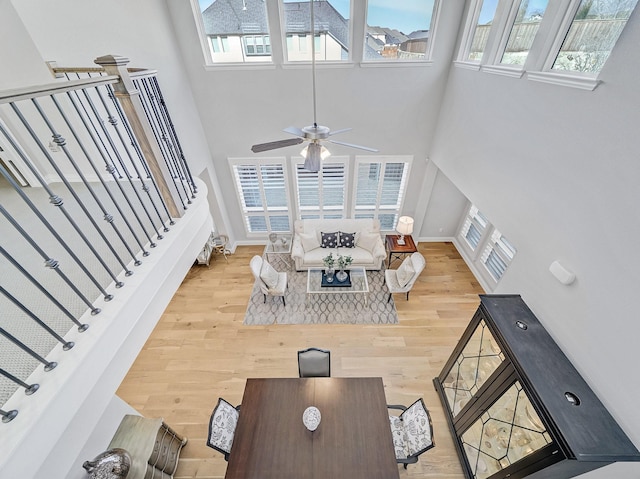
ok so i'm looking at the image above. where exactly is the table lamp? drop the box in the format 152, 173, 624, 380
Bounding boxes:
396, 216, 414, 245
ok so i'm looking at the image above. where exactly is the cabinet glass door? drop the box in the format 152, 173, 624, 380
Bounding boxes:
460, 381, 552, 479
441, 319, 504, 416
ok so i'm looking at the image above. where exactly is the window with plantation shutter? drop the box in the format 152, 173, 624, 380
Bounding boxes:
481, 229, 516, 281
230, 159, 291, 235
456, 203, 516, 289
294, 160, 347, 220
459, 205, 488, 251
353, 157, 410, 230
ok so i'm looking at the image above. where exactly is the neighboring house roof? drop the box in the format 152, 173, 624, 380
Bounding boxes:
284, 1, 349, 49
408, 30, 430, 40
202, 0, 349, 49
202, 0, 269, 35
366, 26, 409, 45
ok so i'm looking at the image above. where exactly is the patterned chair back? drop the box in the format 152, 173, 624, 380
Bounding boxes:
207, 397, 240, 459
400, 398, 434, 457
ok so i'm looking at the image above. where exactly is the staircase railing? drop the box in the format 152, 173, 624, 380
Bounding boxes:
0, 55, 197, 420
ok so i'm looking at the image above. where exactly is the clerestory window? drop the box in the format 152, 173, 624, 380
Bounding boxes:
457, 0, 638, 89
363, 0, 441, 62
550, 0, 639, 75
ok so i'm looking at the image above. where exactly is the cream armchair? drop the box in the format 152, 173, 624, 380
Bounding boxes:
250, 255, 287, 306
384, 252, 425, 302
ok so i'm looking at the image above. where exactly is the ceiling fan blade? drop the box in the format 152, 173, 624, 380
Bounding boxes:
328, 128, 352, 137
328, 139, 379, 152
251, 137, 304, 153
283, 126, 306, 137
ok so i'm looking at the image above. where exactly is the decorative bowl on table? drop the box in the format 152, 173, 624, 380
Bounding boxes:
303, 406, 321, 431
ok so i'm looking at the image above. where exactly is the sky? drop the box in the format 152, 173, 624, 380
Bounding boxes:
199, 0, 436, 35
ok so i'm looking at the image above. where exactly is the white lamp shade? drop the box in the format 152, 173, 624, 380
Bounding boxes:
396, 216, 414, 236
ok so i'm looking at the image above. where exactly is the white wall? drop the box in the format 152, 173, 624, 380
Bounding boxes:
0, 0, 52, 90
430, 6, 640, 479
164, 0, 467, 243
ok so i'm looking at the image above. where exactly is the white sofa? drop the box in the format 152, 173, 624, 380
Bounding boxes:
291, 218, 386, 271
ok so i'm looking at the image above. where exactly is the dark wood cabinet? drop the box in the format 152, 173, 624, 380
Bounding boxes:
434, 295, 640, 479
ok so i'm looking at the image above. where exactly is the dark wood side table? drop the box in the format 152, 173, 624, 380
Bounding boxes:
385, 234, 417, 267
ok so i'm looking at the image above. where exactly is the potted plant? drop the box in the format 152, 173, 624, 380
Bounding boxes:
336, 255, 352, 282
323, 253, 335, 282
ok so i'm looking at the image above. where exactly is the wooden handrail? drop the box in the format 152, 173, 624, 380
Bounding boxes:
0, 75, 119, 104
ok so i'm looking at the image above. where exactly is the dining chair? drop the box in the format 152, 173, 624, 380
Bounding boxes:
298, 347, 331, 377
384, 251, 426, 303
207, 397, 241, 461
249, 255, 287, 306
388, 398, 435, 469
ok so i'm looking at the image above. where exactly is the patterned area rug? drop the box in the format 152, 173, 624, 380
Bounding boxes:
243, 254, 398, 325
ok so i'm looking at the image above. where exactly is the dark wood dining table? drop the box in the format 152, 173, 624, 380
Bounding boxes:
224, 377, 400, 479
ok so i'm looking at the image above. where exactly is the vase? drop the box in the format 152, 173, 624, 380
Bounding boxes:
336, 269, 348, 282
325, 267, 335, 283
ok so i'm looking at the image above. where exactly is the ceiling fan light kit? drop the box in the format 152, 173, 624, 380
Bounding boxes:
250, 0, 377, 170
301, 142, 331, 172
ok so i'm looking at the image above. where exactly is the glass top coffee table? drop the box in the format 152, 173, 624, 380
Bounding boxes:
306, 267, 369, 306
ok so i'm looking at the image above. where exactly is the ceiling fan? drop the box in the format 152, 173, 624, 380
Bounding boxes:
250, 0, 377, 172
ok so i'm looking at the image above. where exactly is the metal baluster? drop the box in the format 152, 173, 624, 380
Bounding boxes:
0, 368, 39, 395
135, 78, 191, 206
0, 409, 18, 423
92, 86, 167, 243
0, 245, 89, 332
75, 86, 124, 178
0, 143, 110, 304
10, 101, 124, 290
106, 85, 152, 179
0, 203, 100, 315
48, 94, 138, 273
0, 287, 74, 351
0, 328, 58, 371
150, 75, 197, 197
106, 84, 174, 232
68, 89, 150, 258
96, 88, 174, 232
133, 78, 178, 179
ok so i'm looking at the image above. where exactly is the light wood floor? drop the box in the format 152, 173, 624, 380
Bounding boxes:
117, 242, 484, 478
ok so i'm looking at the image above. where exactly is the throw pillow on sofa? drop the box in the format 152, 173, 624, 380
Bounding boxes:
321, 232, 338, 248
299, 231, 321, 252
357, 231, 379, 252
396, 257, 416, 287
259, 260, 279, 288
338, 231, 356, 248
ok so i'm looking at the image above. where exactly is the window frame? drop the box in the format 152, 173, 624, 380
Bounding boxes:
455, 0, 635, 89
292, 156, 349, 220
362, 0, 442, 64
229, 158, 293, 237
456, 202, 516, 289
243, 35, 272, 57
351, 156, 412, 231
